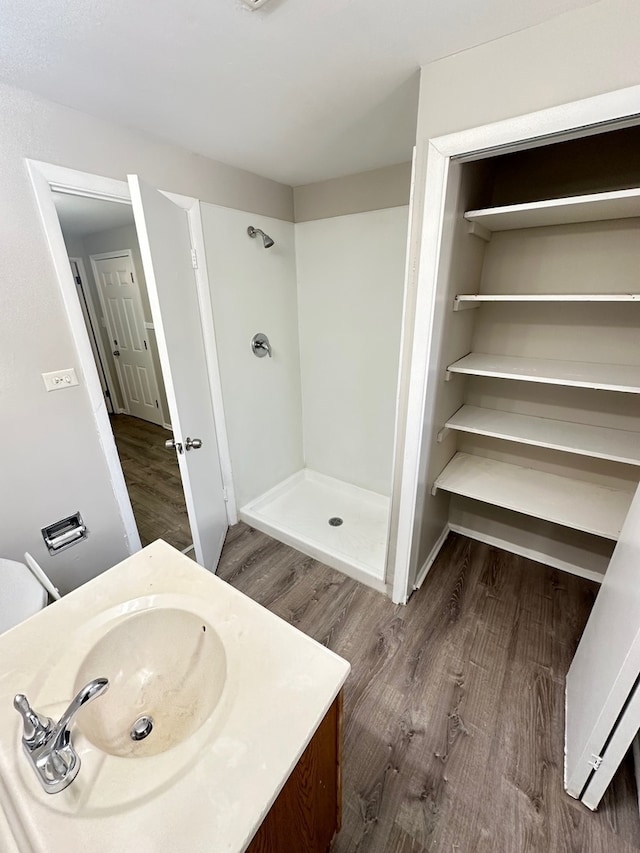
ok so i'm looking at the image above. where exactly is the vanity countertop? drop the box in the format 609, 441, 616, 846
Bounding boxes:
0, 540, 350, 852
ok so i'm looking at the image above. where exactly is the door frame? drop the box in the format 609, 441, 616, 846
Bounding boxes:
69, 255, 118, 415
390, 83, 640, 604
27, 159, 238, 558
89, 248, 164, 424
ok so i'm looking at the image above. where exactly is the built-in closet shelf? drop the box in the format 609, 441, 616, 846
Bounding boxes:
433, 452, 635, 541
447, 353, 640, 394
453, 293, 640, 310
441, 405, 640, 467
464, 187, 640, 232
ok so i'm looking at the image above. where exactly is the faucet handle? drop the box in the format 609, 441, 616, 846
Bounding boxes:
251, 333, 272, 358
14, 694, 54, 749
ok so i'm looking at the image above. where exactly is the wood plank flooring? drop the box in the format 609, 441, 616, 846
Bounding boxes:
110, 414, 192, 551
217, 522, 640, 853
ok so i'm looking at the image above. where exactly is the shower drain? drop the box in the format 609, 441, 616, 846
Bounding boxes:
328, 517, 343, 527
130, 715, 154, 741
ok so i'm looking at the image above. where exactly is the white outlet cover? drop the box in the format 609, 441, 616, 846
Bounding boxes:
42, 368, 79, 392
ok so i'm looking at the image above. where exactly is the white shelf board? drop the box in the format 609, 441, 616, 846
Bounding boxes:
433, 452, 634, 540
464, 188, 640, 232
454, 293, 640, 309
443, 405, 640, 466
447, 353, 640, 394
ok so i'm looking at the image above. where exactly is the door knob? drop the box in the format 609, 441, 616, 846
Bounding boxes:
164, 438, 183, 454
113, 350, 120, 357
185, 437, 202, 451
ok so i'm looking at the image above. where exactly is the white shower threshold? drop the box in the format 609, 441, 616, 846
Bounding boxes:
239, 469, 389, 594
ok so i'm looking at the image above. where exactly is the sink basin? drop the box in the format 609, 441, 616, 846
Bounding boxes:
74, 608, 226, 757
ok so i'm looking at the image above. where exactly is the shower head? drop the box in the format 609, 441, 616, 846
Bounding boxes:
247, 225, 275, 249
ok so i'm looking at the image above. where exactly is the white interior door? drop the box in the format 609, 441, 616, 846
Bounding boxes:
92, 252, 163, 425
128, 175, 228, 570
69, 258, 115, 415
565, 482, 640, 808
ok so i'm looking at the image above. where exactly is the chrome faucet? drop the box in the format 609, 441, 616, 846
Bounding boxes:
14, 678, 109, 794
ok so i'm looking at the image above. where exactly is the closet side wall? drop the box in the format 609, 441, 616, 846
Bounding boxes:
409, 161, 490, 586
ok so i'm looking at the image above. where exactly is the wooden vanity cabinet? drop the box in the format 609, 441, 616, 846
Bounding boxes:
247, 692, 343, 853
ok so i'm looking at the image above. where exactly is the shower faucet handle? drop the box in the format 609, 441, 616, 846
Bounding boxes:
251, 333, 272, 358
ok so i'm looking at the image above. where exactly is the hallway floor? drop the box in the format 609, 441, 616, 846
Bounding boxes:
110, 414, 191, 551
217, 523, 640, 853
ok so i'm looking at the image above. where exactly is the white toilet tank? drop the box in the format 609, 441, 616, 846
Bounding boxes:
0, 558, 47, 633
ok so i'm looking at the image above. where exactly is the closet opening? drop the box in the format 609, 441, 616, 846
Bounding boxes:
392, 91, 640, 605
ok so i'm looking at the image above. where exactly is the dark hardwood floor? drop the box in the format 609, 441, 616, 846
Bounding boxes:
217, 522, 640, 853
110, 414, 192, 551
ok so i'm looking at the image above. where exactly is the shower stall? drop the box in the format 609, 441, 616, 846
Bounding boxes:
201, 201, 409, 593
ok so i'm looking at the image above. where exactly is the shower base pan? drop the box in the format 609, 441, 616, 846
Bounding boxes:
239, 469, 389, 594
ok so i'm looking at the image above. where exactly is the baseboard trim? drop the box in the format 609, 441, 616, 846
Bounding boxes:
180, 543, 195, 555
163, 422, 173, 431
448, 524, 605, 584
413, 525, 450, 590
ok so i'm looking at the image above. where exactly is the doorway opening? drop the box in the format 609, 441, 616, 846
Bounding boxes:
27, 160, 233, 572
54, 191, 193, 553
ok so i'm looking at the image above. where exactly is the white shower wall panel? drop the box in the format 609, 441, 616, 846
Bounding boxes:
201, 204, 304, 507
295, 206, 409, 496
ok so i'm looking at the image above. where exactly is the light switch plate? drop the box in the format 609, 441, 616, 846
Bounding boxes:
42, 368, 79, 392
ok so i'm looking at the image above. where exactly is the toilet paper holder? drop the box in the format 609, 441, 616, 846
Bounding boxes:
41, 512, 87, 555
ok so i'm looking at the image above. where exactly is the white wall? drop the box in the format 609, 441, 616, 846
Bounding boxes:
0, 80, 292, 593
295, 207, 409, 496
294, 163, 412, 222
201, 205, 303, 507
416, 0, 640, 142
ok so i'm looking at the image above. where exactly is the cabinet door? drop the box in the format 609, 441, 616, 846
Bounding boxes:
565, 483, 640, 807
247, 693, 342, 852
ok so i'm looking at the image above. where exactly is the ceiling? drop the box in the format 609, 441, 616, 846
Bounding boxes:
53, 192, 135, 238
0, 0, 597, 186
